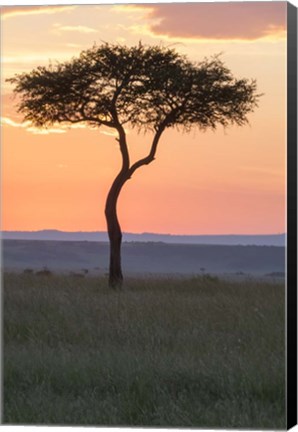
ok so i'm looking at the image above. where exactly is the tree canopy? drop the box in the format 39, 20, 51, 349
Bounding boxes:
8, 42, 258, 134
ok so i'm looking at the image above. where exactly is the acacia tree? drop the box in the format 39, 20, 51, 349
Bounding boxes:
8, 43, 259, 288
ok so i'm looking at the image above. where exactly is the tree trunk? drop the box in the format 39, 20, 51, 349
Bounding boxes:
103, 123, 163, 288
105, 176, 126, 289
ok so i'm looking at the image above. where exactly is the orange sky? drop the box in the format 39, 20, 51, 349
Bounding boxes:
1, 2, 287, 234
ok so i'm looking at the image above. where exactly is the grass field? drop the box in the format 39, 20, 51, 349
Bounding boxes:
3, 272, 285, 428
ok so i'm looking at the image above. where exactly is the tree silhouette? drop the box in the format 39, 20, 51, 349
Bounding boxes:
8, 42, 259, 288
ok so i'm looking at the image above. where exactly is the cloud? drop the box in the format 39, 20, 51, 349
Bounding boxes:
100, 129, 118, 138
28, 128, 66, 135
1, 115, 101, 135
1, 117, 30, 128
120, 3, 286, 41
1, 5, 76, 20
100, 127, 130, 138
1, 117, 66, 135
53, 24, 98, 34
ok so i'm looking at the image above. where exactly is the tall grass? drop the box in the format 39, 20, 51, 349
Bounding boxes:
3, 273, 285, 428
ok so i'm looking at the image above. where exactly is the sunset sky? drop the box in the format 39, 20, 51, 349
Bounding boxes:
1, 2, 287, 235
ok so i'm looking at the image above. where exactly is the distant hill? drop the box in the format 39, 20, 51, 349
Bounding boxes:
2, 239, 285, 276
1, 230, 286, 246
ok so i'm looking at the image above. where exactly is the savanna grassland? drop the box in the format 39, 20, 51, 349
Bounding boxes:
3, 272, 285, 428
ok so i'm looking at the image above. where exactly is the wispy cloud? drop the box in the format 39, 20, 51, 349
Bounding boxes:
100, 130, 118, 138
1, 117, 30, 128
100, 127, 130, 138
29, 128, 66, 135
1, 117, 66, 135
0, 115, 104, 135
1, 5, 76, 21
53, 23, 98, 34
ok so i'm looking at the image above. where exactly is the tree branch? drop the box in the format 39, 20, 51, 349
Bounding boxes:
128, 126, 164, 178
63, 113, 114, 128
